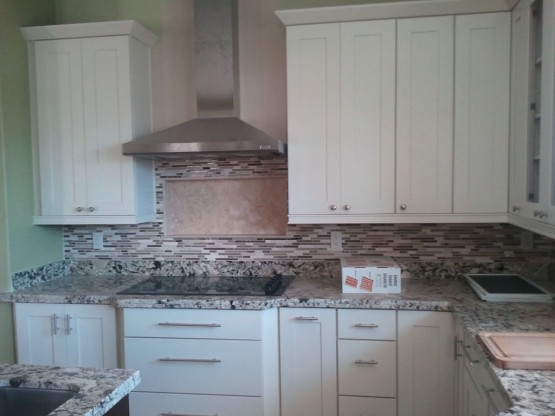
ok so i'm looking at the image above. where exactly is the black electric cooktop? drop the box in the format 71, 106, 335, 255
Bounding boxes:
118, 274, 293, 296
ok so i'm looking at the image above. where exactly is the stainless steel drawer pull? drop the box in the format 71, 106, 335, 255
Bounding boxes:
52, 314, 60, 335
463, 344, 480, 365
161, 413, 218, 416
66, 314, 73, 335
159, 358, 221, 363
158, 322, 222, 328
354, 323, 379, 328
295, 316, 318, 321
482, 385, 499, 414
355, 359, 379, 365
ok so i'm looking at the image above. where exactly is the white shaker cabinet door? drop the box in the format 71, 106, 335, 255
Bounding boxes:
280, 308, 337, 416
396, 16, 454, 214
454, 13, 510, 214
81, 36, 137, 217
398, 311, 455, 416
34, 39, 87, 217
340, 20, 396, 215
286, 24, 341, 216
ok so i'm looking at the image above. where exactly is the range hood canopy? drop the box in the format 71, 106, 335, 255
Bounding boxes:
122, 0, 286, 159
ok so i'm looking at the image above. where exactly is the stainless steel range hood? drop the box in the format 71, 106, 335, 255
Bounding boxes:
122, 0, 286, 159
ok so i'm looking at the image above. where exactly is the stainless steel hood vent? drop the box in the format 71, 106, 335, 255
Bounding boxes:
122, 0, 286, 159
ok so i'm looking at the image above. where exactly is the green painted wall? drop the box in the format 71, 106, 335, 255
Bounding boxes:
0, 0, 60, 363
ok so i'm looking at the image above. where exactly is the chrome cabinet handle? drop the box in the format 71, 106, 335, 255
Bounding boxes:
512, 205, 521, 212
482, 385, 499, 414
158, 322, 221, 328
159, 358, 221, 363
534, 210, 539, 217
76, 207, 83, 212
455, 338, 463, 359
88, 207, 95, 212
52, 314, 60, 335
161, 413, 218, 416
330, 205, 338, 211
463, 344, 480, 365
400, 204, 407, 211
66, 314, 72, 335
355, 359, 379, 365
354, 323, 379, 328
344, 204, 351, 211
295, 316, 318, 321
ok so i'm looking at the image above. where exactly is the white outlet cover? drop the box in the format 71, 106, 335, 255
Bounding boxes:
92, 232, 104, 250
331, 231, 342, 251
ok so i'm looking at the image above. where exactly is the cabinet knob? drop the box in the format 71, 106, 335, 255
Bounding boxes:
330, 205, 337, 211
534, 210, 540, 217
88, 207, 95, 212
512, 206, 521, 212
400, 204, 407, 211
76, 207, 83, 212
344, 204, 351, 211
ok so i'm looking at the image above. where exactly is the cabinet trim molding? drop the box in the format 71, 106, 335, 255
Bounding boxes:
276, 0, 518, 26
289, 213, 509, 224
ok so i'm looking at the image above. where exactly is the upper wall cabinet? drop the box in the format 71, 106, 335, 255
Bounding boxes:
396, 16, 454, 214
510, 0, 555, 238
286, 21, 395, 220
22, 21, 157, 225
454, 13, 510, 214
281, 5, 511, 224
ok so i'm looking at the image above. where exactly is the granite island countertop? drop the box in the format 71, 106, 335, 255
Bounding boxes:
1, 274, 554, 416
0, 364, 140, 416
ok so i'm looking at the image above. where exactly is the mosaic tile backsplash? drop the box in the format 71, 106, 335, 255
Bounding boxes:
63, 157, 555, 264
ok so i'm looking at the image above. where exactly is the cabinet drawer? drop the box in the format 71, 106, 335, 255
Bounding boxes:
338, 339, 396, 397
125, 338, 262, 396
130, 392, 263, 416
123, 308, 261, 340
338, 309, 396, 340
339, 396, 396, 416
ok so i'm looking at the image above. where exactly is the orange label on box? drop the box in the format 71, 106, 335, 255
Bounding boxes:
345, 275, 358, 288
360, 277, 374, 292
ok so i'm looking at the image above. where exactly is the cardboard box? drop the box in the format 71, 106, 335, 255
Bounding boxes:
341, 257, 401, 294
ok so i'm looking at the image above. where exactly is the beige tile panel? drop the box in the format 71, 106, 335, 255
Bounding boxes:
165, 177, 287, 236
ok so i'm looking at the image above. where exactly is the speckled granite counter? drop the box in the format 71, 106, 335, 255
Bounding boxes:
1, 274, 554, 416
0, 364, 140, 416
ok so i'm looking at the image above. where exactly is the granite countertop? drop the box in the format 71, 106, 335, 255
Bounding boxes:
0, 364, 140, 416
1, 274, 554, 416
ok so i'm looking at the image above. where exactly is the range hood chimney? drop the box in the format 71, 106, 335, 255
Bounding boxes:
122, 0, 286, 159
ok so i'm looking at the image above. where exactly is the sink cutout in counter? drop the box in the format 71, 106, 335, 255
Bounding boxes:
164, 176, 287, 236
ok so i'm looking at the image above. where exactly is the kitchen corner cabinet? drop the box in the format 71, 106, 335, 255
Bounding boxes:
22, 21, 157, 225
397, 311, 455, 416
509, 0, 555, 238
279, 308, 337, 416
14, 303, 117, 368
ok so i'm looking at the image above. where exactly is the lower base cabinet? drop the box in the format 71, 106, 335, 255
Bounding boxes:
339, 397, 397, 416
397, 311, 455, 416
129, 392, 263, 416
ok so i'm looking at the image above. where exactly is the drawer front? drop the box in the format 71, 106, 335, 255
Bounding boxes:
338, 309, 396, 340
338, 340, 396, 397
125, 338, 262, 396
123, 308, 261, 340
339, 396, 396, 416
130, 392, 264, 416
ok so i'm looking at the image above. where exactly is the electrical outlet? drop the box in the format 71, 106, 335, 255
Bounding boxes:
92, 232, 104, 250
520, 230, 534, 250
330, 231, 342, 251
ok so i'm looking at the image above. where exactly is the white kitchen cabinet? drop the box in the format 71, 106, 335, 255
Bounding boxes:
14, 303, 117, 368
22, 21, 156, 225
509, 0, 555, 238
279, 308, 337, 416
286, 20, 396, 221
123, 308, 279, 416
397, 311, 455, 416
454, 13, 510, 214
396, 16, 454, 214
